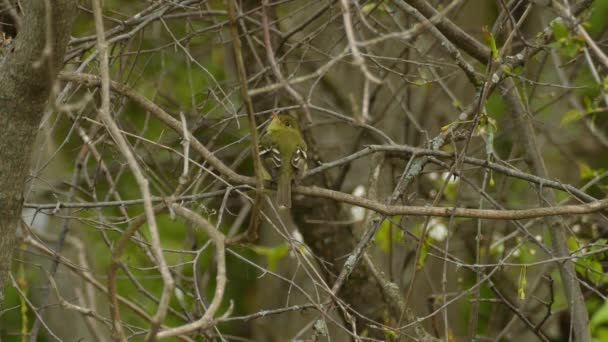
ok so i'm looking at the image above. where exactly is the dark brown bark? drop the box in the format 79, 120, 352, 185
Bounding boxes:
0, 0, 78, 305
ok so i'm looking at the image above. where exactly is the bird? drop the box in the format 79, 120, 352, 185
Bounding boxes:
258, 112, 307, 208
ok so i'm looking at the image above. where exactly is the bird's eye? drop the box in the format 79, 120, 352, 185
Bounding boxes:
285, 122, 291, 127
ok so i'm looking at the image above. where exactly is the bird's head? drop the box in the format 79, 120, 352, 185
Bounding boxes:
267, 112, 301, 132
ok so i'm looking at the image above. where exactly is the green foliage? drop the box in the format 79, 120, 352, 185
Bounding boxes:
587, 0, 608, 36
568, 237, 607, 286
573, 69, 603, 100
417, 236, 430, 270
374, 218, 402, 252
551, 19, 584, 58
249, 243, 289, 272
517, 266, 527, 300
0, 286, 24, 340
477, 112, 497, 160
561, 97, 607, 126
361, 1, 390, 15
591, 299, 608, 341
561, 109, 586, 126
577, 161, 606, 180
482, 26, 498, 60
410, 223, 432, 270
516, 242, 540, 264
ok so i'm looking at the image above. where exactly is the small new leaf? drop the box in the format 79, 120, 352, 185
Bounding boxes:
518, 266, 527, 300
482, 26, 498, 60
560, 109, 584, 126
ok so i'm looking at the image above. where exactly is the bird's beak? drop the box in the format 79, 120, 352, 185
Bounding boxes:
271, 111, 279, 120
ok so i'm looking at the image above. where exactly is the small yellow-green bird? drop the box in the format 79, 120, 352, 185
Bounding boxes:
259, 112, 307, 208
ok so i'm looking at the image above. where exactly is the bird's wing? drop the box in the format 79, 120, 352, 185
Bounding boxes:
259, 133, 281, 180
291, 145, 307, 178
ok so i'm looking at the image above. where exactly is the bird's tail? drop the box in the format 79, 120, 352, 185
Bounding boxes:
277, 171, 292, 209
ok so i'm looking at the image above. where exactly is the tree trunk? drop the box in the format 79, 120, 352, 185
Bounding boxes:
0, 0, 78, 306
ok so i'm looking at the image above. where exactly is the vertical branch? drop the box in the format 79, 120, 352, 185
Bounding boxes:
339, 0, 381, 84
260, 0, 315, 124
499, 78, 590, 342
226, 0, 264, 242
90, 0, 174, 340
466, 169, 490, 340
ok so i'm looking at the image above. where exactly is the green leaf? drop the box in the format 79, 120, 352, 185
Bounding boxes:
518, 266, 527, 300
569, 237, 607, 285
483, 26, 498, 60
563, 40, 580, 58
375, 217, 403, 252
568, 236, 581, 251
361, 1, 389, 15
361, 3, 378, 15
552, 20, 569, 41
594, 328, 608, 342
452, 99, 463, 110
561, 109, 585, 126
576, 257, 605, 286
417, 237, 431, 270
375, 219, 392, 252
591, 299, 608, 332
578, 161, 596, 180
576, 161, 606, 180
587, 0, 608, 36
384, 330, 397, 339
551, 19, 583, 58
589, 239, 608, 260
584, 97, 593, 112
486, 93, 506, 119
250, 243, 289, 272
413, 79, 427, 86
